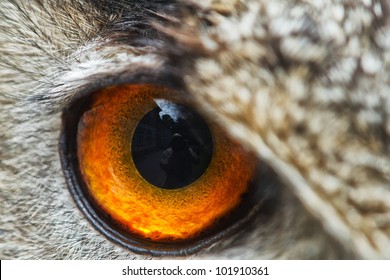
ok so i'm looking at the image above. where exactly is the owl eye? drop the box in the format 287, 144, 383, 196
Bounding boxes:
60, 83, 262, 256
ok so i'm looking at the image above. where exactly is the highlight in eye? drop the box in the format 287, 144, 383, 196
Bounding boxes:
131, 101, 213, 190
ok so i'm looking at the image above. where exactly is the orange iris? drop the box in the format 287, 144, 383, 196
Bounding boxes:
77, 84, 256, 241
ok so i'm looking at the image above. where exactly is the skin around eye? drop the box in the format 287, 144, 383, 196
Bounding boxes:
77, 84, 256, 241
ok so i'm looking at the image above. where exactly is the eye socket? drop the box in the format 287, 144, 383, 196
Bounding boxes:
60, 84, 262, 255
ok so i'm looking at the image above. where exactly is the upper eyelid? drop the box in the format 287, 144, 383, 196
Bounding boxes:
30, 43, 177, 111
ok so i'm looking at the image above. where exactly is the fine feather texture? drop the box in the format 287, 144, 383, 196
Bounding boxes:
182, 0, 390, 258
0, 0, 389, 259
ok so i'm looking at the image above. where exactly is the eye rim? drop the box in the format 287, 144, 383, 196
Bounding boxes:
59, 82, 265, 256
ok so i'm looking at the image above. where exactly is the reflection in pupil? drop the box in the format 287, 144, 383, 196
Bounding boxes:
131, 102, 213, 189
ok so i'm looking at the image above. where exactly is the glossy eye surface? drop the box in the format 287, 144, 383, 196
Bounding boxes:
131, 101, 213, 190
61, 84, 260, 254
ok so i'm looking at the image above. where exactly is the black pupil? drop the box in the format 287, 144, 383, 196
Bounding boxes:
131, 101, 213, 189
